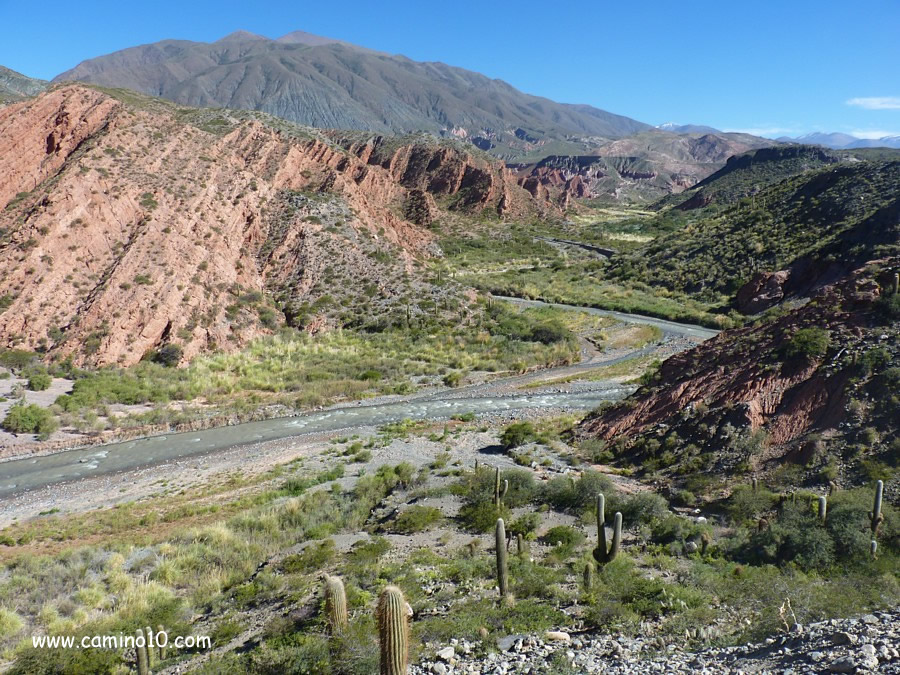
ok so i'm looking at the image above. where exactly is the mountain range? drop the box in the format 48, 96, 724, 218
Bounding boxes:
778, 131, 900, 149
52, 30, 652, 160
0, 65, 46, 102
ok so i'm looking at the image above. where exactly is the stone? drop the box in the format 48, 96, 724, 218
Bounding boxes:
436, 646, 455, 661
544, 631, 571, 642
431, 664, 448, 675
859, 655, 879, 670
829, 656, 857, 672
832, 631, 857, 646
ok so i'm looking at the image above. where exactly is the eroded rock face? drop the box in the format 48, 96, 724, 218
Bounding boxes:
736, 270, 791, 314
0, 86, 548, 366
579, 261, 897, 461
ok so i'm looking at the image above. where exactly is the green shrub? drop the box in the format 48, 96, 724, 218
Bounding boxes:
1, 403, 58, 438
783, 327, 830, 360
875, 292, 900, 324
727, 485, 779, 524
620, 492, 670, 526
543, 525, 585, 550
391, 506, 442, 533
25, 370, 52, 391
508, 513, 541, 541
500, 421, 536, 448
151, 344, 183, 367
543, 470, 619, 512
282, 539, 337, 574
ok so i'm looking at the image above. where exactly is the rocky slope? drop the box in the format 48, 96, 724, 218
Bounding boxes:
0, 85, 545, 367
510, 131, 775, 203
412, 608, 900, 673
608, 159, 900, 307
654, 144, 842, 211
0, 65, 47, 103
52, 31, 650, 160
579, 261, 900, 485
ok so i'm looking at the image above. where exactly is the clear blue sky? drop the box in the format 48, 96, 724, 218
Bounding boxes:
3, 0, 899, 138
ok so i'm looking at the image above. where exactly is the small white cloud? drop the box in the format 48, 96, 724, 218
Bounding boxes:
846, 97, 900, 110
848, 129, 900, 139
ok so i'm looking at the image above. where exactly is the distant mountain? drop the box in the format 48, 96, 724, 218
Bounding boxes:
656, 122, 721, 135
511, 130, 775, 203
779, 131, 900, 150
0, 65, 47, 102
53, 31, 651, 160
655, 144, 840, 211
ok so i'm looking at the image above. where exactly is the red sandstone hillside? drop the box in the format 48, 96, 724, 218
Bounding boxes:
0, 85, 546, 367
579, 261, 900, 485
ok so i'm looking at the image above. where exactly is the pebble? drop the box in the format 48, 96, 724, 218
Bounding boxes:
410, 607, 900, 674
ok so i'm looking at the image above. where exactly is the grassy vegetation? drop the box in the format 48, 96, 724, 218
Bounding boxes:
609, 160, 900, 306
0, 418, 896, 673
2, 301, 582, 436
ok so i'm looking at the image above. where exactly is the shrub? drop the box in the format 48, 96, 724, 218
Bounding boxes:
727, 484, 779, 524
1, 403, 58, 438
620, 492, 670, 526
874, 292, 900, 324
26, 369, 52, 391
543, 470, 619, 513
391, 505, 442, 533
543, 525, 585, 550
151, 344, 183, 367
282, 539, 337, 574
500, 421, 537, 449
508, 513, 541, 541
783, 327, 830, 360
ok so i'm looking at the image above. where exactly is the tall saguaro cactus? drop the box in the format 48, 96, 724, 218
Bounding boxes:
135, 628, 150, 675
377, 586, 409, 675
495, 518, 509, 601
156, 624, 167, 661
494, 467, 501, 506
818, 496, 827, 523
592, 494, 622, 565
324, 575, 349, 635
871, 480, 884, 536
145, 626, 155, 668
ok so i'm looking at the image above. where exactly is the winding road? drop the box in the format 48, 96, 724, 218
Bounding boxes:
0, 298, 718, 500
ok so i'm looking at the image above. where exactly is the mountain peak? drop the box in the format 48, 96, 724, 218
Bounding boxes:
214, 30, 270, 43
276, 30, 343, 46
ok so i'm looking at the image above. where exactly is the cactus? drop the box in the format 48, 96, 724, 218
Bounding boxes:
377, 585, 409, 675
871, 540, 878, 559
818, 495, 827, 523
324, 575, 349, 635
500, 479, 508, 507
145, 626, 155, 668
495, 518, 509, 600
493, 466, 501, 506
156, 624, 167, 661
828, 480, 839, 496
758, 517, 769, 532
752, 478, 758, 492
592, 495, 621, 565
700, 531, 712, 555
890, 272, 899, 295
583, 562, 594, 591
135, 628, 149, 675
474, 460, 479, 472
516, 533, 525, 557
871, 480, 884, 536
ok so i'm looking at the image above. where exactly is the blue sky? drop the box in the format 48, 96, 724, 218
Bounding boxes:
2, 0, 898, 138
